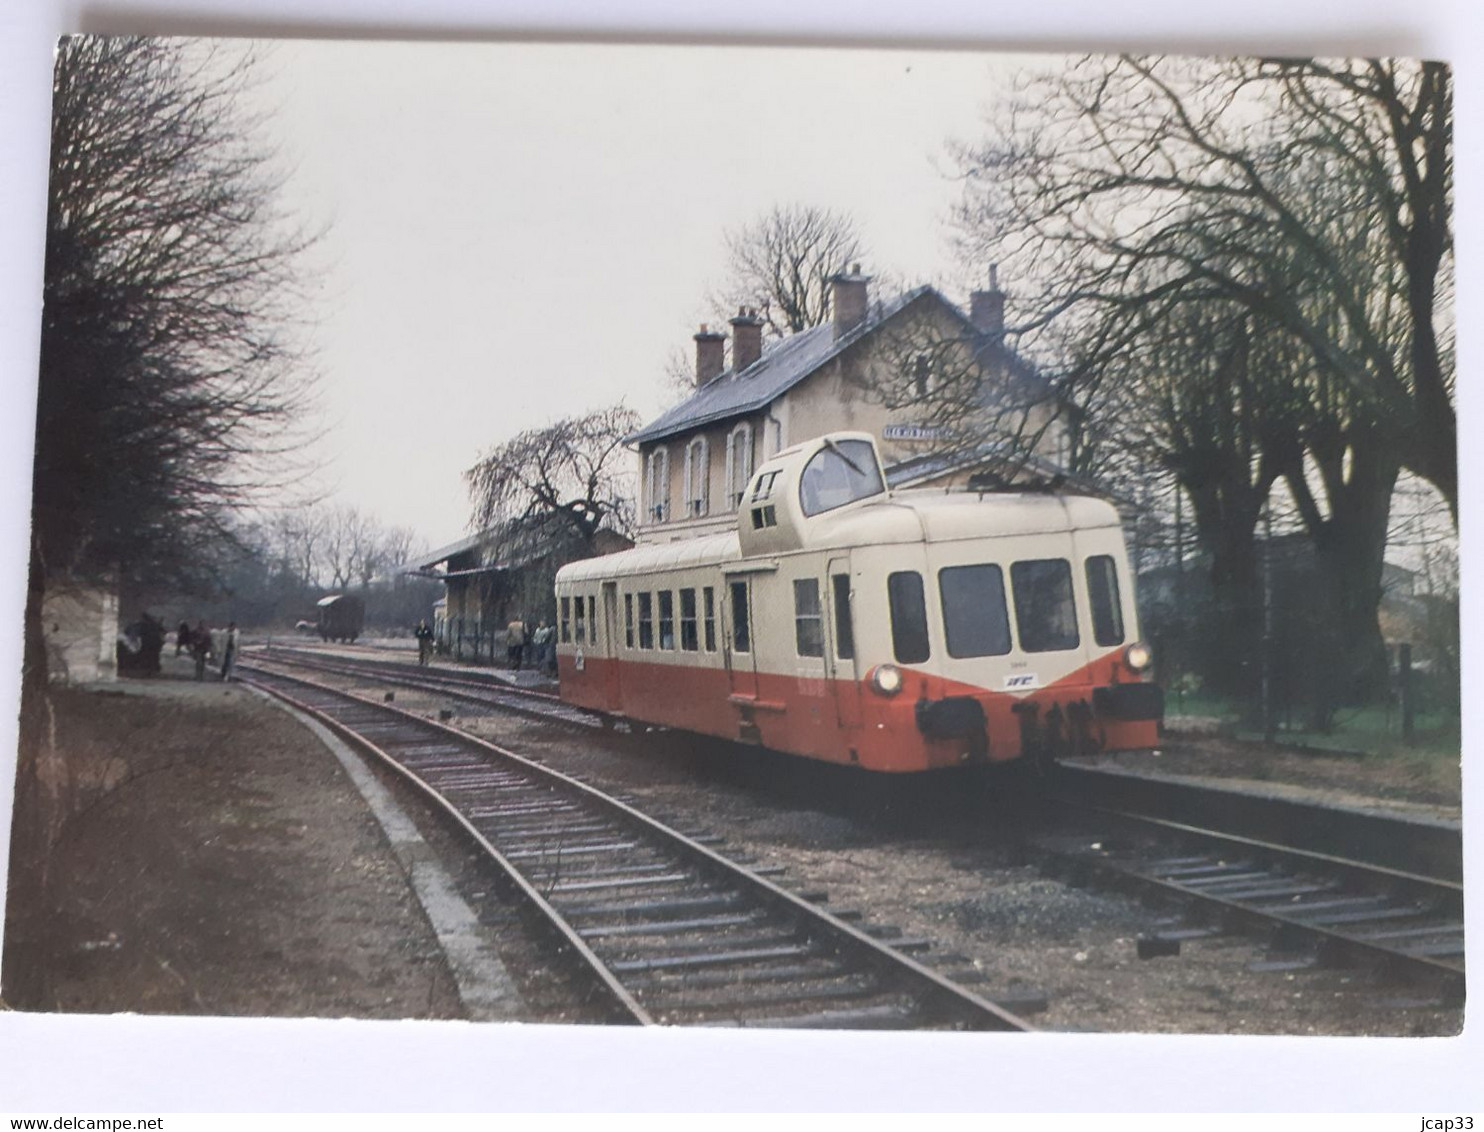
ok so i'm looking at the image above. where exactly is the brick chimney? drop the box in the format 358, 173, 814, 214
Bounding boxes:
694, 324, 726, 386
729, 307, 764, 373
831, 263, 871, 340
969, 263, 1006, 339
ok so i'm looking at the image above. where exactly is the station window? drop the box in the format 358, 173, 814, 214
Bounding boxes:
680, 588, 699, 651
560, 596, 571, 644
1011, 559, 1080, 653
887, 571, 930, 664
729, 580, 751, 653
574, 594, 586, 644
800, 439, 884, 517
939, 564, 1011, 658
793, 578, 824, 657
831, 573, 854, 660
624, 593, 634, 649
658, 591, 675, 650
1086, 556, 1125, 647
638, 592, 654, 649
727, 423, 754, 507
588, 595, 598, 645
684, 437, 709, 517
912, 353, 932, 400
645, 448, 670, 523
702, 587, 716, 652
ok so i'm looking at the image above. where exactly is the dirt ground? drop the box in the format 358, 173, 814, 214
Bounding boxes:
2, 657, 464, 1020
4, 648, 1462, 1036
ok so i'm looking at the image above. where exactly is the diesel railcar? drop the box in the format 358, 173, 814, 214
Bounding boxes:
555, 432, 1161, 772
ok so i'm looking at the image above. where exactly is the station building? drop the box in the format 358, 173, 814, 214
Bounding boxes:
409, 525, 632, 663
412, 266, 1067, 664
627, 266, 1076, 547
40, 575, 120, 684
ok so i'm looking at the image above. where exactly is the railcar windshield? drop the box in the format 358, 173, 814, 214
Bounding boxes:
799, 439, 884, 517
939, 564, 1011, 658
1011, 559, 1080, 652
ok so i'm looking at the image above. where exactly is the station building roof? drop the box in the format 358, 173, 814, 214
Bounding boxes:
406, 531, 485, 572
627, 286, 944, 447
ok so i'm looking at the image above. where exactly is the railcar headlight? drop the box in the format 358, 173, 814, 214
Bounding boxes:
868, 664, 904, 696
1124, 642, 1153, 673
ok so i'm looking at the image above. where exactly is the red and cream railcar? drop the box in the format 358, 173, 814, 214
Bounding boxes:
555, 432, 1162, 773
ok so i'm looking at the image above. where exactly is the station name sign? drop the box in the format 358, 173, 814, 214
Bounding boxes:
882, 423, 949, 442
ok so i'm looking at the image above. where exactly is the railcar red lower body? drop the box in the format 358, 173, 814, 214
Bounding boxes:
560, 652, 1158, 773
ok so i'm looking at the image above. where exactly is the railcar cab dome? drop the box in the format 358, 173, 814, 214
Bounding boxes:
737, 432, 889, 556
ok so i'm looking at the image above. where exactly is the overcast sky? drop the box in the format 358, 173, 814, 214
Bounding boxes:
258, 40, 1025, 549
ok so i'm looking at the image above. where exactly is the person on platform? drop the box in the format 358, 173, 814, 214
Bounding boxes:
190, 620, 212, 681
532, 619, 554, 676
506, 617, 527, 671
175, 620, 191, 657
219, 622, 240, 681
415, 619, 434, 666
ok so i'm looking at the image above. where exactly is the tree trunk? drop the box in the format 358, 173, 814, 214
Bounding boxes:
1285, 436, 1399, 722
1186, 483, 1266, 708
4, 542, 56, 1008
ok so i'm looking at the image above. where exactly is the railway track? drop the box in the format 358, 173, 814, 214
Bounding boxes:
250, 645, 1464, 1006
238, 660, 1033, 1031
252, 645, 601, 729
1040, 766, 1465, 1003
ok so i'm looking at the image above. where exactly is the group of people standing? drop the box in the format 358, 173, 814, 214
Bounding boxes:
505, 617, 556, 676
175, 619, 239, 681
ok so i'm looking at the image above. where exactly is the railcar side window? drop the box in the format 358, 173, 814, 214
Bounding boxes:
799, 439, 885, 517
574, 595, 586, 644
730, 580, 751, 653
638, 592, 654, 649
750, 470, 780, 502
658, 591, 675, 650
680, 588, 698, 651
624, 593, 634, 649
831, 573, 854, 660
939, 564, 1011, 658
588, 596, 597, 644
887, 571, 930, 664
1086, 555, 1125, 646
1011, 559, 1080, 652
703, 587, 716, 652
793, 578, 824, 657
560, 596, 571, 644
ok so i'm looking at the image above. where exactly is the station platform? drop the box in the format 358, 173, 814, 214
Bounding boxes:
4, 659, 470, 1020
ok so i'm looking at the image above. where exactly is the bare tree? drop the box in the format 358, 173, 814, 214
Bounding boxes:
266, 507, 327, 591
13, 36, 319, 1001
711, 204, 867, 337
954, 54, 1452, 513
32, 38, 319, 598
378, 524, 421, 578
953, 54, 1451, 707
465, 404, 640, 555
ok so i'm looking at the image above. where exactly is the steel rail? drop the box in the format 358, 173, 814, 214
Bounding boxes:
258, 643, 563, 698
240, 661, 1033, 1031
250, 646, 605, 729
1036, 802, 1465, 1002
243, 666, 650, 1024
1050, 760, 1461, 882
